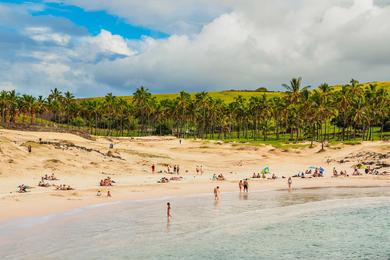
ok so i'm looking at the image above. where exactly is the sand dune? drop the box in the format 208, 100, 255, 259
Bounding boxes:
0, 129, 389, 222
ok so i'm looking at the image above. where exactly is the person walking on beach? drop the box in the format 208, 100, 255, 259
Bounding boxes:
288, 177, 292, 192
243, 180, 248, 192
151, 164, 155, 174
167, 202, 172, 219
214, 186, 220, 200
239, 180, 243, 192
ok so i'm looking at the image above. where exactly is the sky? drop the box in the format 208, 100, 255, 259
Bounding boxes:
0, 0, 390, 97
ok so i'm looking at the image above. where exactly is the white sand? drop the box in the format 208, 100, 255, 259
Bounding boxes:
0, 129, 389, 222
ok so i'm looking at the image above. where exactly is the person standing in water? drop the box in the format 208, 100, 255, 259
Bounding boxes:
288, 177, 292, 191
167, 202, 172, 219
239, 180, 243, 192
243, 180, 248, 192
214, 186, 220, 200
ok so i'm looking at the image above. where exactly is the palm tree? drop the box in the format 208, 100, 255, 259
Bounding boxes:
21, 95, 37, 124
63, 91, 75, 125
0, 90, 8, 126
48, 88, 63, 123
174, 91, 191, 137
103, 93, 117, 135
194, 92, 211, 138
133, 86, 152, 135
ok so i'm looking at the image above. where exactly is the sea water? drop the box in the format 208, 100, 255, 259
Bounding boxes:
0, 187, 389, 260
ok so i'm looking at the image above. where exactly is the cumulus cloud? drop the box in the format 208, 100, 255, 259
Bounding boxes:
82, 29, 135, 57
91, 0, 390, 92
1, 0, 390, 96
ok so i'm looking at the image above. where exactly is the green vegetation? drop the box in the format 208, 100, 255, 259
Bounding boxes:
0, 79, 389, 148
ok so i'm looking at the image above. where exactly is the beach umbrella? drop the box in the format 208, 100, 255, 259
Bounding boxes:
308, 166, 317, 170
319, 167, 325, 173
262, 166, 270, 173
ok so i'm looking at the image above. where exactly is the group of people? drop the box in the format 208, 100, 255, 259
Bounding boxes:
238, 180, 249, 192
251, 173, 263, 179
100, 177, 115, 186
196, 165, 204, 175
96, 190, 111, 197
42, 173, 58, 181
212, 174, 225, 181
333, 167, 349, 177
293, 168, 324, 178
167, 174, 295, 220
167, 165, 180, 174
158, 177, 170, 183
55, 184, 74, 190
38, 173, 58, 187
38, 181, 51, 187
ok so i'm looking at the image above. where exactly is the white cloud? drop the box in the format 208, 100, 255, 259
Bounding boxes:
91, 0, 390, 92
82, 29, 134, 56
1, 0, 390, 96
24, 26, 71, 46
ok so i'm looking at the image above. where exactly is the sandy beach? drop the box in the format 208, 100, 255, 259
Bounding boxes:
1, 129, 389, 223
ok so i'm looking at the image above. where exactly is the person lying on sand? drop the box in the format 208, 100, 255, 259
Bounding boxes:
169, 176, 183, 181
217, 174, 225, 181
38, 181, 50, 187
100, 177, 116, 186
158, 177, 169, 183
17, 184, 29, 193
55, 184, 74, 191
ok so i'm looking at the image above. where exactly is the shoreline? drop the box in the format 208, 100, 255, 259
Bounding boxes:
1, 176, 389, 224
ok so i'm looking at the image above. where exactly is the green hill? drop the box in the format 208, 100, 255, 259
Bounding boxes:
82, 81, 390, 103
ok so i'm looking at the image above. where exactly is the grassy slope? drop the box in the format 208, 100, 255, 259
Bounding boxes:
82, 81, 390, 103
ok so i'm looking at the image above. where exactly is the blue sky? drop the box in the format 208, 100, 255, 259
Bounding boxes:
0, 0, 389, 97
1, 0, 168, 39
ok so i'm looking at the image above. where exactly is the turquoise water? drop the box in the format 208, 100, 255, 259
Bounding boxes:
0, 187, 389, 259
